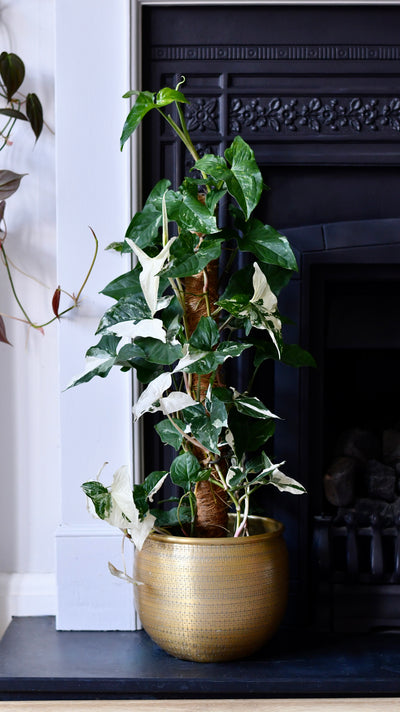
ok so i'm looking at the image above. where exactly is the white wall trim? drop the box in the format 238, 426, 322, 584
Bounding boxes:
56, 525, 136, 631
55, 0, 137, 631
0, 573, 56, 639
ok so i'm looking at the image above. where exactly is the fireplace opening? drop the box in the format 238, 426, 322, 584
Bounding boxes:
309, 260, 400, 631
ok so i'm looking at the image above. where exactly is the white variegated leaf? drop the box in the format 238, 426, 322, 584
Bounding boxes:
126, 236, 176, 317
127, 511, 156, 551
269, 468, 306, 495
132, 371, 172, 420
65, 352, 116, 389
107, 465, 138, 528
250, 262, 278, 312
147, 472, 169, 502
159, 391, 198, 415
105, 318, 167, 342
173, 345, 208, 372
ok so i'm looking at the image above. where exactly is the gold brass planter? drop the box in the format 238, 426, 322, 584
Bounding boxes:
134, 516, 288, 662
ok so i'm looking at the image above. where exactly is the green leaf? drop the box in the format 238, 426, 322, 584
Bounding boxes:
183, 341, 251, 376
189, 316, 219, 351
96, 294, 151, 333
194, 137, 263, 219
205, 187, 227, 214
167, 183, 219, 235
170, 452, 202, 491
105, 241, 132, 253
281, 343, 316, 368
101, 266, 142, 300
26, 93, 43, 140
237, 216, 298, 271
226, 467, 247, 489
228, 409, 275, 459
150, 505, 192, 529
163, 233, 223, 278
182, 402, 224, 455
133, 470, 169, 518
125, 179, 171, 249
0, 108, 27, 120
206, 390, 228, 429
0, 52, 25, 101
120, 91, 156, 149
120, 88, 189, 150
82, 481, 112, 520
224, 136, 263, 219
155, 418, 185, 450
212, 386, 234, 403
132, 336, 183, 365
124, 355, 164, 383
155, 87, 189, 107
0, 170, 26, 200
132, 484, 148, 518
217, 265, 254, 313
246, 337, 279, 369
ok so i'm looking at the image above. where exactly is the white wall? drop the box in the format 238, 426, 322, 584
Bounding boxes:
0, 0, 58, 636
0, 0, 136, 636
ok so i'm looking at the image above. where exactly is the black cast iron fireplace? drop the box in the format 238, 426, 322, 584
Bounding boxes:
141, 3, 400, 635
280, 218, 400, 632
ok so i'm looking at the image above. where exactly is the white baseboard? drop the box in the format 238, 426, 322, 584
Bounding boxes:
55, 524, 140, 631
0, 572, 57, 639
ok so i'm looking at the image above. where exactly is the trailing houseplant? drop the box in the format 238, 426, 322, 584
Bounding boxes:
70, 80, 314, 659
0, 51, 97, 346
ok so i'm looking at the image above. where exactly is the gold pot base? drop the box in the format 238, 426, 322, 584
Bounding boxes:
134, 516, 288, 662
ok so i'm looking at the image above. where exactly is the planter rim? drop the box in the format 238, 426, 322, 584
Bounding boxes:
148, 515, 284, 546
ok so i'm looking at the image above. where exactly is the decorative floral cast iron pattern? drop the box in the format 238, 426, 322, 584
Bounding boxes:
230, 97, 400, 134
184, 98, 219, 133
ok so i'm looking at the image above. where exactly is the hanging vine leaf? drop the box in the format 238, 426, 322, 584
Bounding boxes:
0, 108, 27, 121
51, 286, 61, 319
0, 315, 11, 345
0, 170, 26, 200
26, 93, 43, 140
0, 52, 25, 102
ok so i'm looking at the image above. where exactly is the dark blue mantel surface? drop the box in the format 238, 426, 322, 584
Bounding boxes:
0, 618, 400, 700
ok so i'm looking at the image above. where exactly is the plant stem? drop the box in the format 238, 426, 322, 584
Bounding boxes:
75, 227, 98, 302
165, 412, 210, 456
1, 227, 98, 331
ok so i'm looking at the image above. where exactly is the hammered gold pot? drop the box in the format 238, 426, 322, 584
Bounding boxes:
133, 515, 288, 662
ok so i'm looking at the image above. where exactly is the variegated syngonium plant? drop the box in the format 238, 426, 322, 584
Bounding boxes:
71, 80, 314, 556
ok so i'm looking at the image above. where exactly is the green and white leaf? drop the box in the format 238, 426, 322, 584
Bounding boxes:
268, 468, 306, 495
125, 179, 171, 249
233, 394, 280, 420
132, 371, 197, 420
126, 236, 176, 317
65, 335, 120, 389
105, 318, 167, 342
96, 294, 151, 334
195, 137, 263, 220
163, 235, 223, 278
154, 417, 185, 450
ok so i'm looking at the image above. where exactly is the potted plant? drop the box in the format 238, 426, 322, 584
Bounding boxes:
69, 80, 314, 662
